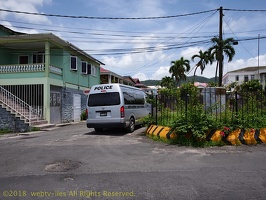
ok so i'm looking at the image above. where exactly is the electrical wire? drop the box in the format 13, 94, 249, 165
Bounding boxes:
1, 7, 266, 76
0, 8, 218, 20
223, 18, 254, 57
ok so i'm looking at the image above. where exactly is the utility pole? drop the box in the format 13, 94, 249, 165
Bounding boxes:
218, 6, 223, 87
258, 34, 260, 79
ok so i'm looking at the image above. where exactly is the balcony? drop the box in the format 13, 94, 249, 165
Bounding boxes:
0, 64, 62, 75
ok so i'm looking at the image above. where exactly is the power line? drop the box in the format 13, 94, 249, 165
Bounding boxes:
223, 18, 254, 57
2, 19, 265, 39
224, 8, 266, 12
123, 10, 218, 74
0, 8, 217, 20
3, 24, 214, 40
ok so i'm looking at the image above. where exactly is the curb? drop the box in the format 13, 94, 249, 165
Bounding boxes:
146, 125, 266, 145
146, 125, 176, 139
207, 128, 266, 145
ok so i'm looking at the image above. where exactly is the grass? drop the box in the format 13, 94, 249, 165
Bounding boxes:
148, 134, 228, 147
0, 129, 13, 135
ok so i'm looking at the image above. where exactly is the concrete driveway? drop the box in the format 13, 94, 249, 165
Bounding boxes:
0, 122, 265, 199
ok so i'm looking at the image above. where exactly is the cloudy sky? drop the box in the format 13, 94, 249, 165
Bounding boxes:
1, 0, 266, 81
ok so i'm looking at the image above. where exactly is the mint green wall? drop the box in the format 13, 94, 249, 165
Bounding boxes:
89, 67, 100, 86
61, 50, 100, 88
0, 45, 100, 88
0, 49, 37, 65
49, 72, 63, 81
0, 72, 45, 79
50, 49, 64, 67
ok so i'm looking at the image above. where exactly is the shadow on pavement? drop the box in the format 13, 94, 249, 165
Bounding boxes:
84, 128, 128, 136
84, 125, 144, 137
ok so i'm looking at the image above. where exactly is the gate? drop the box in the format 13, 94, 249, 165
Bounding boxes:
73, 94, 81, 122
50, 91, 61, 124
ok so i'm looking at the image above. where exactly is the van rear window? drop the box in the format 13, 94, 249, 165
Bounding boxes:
88, 92, 120, 106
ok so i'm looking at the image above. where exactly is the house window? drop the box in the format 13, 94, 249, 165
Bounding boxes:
91, 65, 96, 76
33, 53, 45, 63
70, 56, 77, 70
87, 64, 97, 76
244, 75, 249, 82
235, 75, 239, 81
19, 56, 29, 64
81, 61, 87, 74
87, 63, 91, 74
251, 75, 255, 81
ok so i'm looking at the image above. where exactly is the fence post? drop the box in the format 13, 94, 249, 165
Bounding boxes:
185, 92, 188, 122
235, 91, 238, 115
155, 95, 158, 125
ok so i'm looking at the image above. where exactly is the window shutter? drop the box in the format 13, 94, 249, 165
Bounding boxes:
87, 63, 92, 74
70, 56, 77, 70
81, 61, 87, 74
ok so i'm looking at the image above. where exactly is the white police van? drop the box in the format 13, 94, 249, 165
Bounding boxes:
86, 84, 150, 132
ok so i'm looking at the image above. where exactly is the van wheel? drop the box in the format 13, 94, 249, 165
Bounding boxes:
127, 117, 135, 133
94, 128, 104, 132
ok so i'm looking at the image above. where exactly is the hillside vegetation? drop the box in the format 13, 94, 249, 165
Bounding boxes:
141, 76, 215, 86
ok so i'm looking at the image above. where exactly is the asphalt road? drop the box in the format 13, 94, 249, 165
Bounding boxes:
0, 122, 266, 200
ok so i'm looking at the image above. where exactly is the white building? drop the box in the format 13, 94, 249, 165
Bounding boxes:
222, 66, 266, 89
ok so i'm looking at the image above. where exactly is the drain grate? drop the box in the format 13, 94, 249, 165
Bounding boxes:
45, 159, 81, 172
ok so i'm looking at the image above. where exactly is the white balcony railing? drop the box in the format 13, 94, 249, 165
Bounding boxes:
0, 64, 62, 75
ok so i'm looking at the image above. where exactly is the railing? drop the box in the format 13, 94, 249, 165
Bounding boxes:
151, 88, 266, 127
0, 64, 62, 75
0, 64, 45, 73
0, 86, 41, 123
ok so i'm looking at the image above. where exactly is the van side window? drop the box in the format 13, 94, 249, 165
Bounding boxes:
123, 91, 144, 105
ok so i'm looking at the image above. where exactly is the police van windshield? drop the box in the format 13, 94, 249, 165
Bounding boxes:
88, 92, 120, 106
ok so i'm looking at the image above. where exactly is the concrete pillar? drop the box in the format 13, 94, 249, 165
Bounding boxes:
45, 41, 50, 77
43, 79, 51, 123
108, 74, 111, 83
44, 41, 51, 123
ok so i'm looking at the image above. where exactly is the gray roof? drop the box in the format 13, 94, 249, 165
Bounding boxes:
229, 66, 266, 73
0, 27, 104, 65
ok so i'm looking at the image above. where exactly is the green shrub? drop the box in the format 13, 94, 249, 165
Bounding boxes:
0, 129, 12, 135
80, 110, 87, 121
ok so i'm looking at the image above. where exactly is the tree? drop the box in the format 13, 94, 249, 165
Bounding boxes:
208, 37, 236, 86
160, 76, 175, 88
169, 57, 190, 86
191, 50, 212, 82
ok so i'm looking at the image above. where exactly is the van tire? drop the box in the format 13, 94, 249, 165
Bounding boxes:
127, 117, 135, 133
94, 128, 104, 132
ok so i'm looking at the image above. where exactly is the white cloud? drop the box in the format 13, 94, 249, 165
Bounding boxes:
225, 54, 266, 73
151, 66, 171, 80
193, 53, 266, 78
180, 46, 206, 59
0, 0, 51, 23
133, 72, 148, 81
101, 45, 168, 75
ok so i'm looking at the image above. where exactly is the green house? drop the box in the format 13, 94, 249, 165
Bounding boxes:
0, 25, 104, 130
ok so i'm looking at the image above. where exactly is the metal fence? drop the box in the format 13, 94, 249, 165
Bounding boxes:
0, 84, 44, 120
151, 88, 266, 127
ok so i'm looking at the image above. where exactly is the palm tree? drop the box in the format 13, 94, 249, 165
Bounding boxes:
169, 57, 190, 86
191, 50, 212, 82
208, 37, 236, 86
160, 76, 175, 88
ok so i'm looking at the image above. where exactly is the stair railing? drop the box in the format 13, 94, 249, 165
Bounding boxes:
0, 86, 36, 122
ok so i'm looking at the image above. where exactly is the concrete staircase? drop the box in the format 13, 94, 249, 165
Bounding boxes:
0, 87, 53, 129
